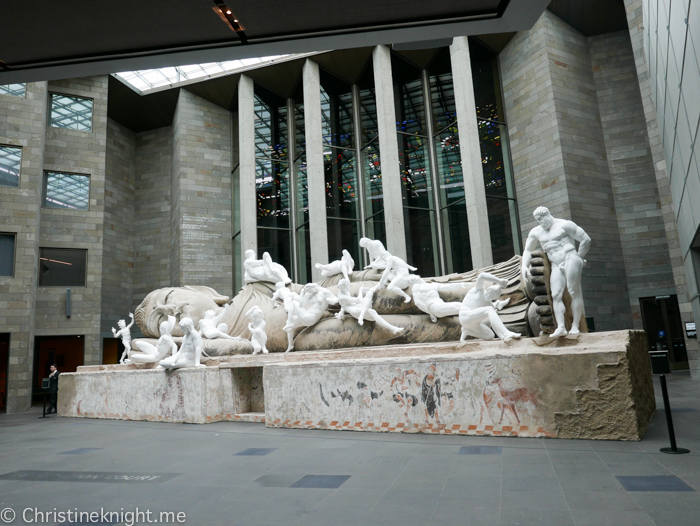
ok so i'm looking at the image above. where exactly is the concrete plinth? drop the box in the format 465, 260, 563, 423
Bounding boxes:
59, 331, 654, 440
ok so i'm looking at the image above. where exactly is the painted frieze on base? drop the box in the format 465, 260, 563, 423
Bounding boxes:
264, 331, 654, 440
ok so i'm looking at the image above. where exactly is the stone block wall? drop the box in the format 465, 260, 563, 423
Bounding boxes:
133, 126, 172, 305
102, 118, 136, 335
589, 31, 676, 328
37, 76, 109, 365
624, 0, 699, 374
170, 90, 233, 297
0, 82, 48, 413
501, 11, 633, 331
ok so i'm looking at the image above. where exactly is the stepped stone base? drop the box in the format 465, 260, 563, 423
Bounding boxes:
58, 331, 654, 440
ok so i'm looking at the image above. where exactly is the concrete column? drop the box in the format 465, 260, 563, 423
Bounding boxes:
450, 36, 493, 268
303, 59, 329, 280
372, 45, 408, 261
238, 75, 257, 263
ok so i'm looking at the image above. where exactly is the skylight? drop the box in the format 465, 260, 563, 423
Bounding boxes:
114, 55, 308, 94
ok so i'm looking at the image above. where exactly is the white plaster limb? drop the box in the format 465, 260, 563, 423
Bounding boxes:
315, 249, 355, 280
159, 317, 206, 369
459, 273, 521, 342
336, 279, 403, 334
373, 255, 420, 303
521, 206, 591, 338
112, 313, 135, 364
243, 249, 291, 284
128, 316, 178, 364
199, 303, 240, 340
245, 306, 268, 355
284, 283, 338, 353
412, 282, 464, 323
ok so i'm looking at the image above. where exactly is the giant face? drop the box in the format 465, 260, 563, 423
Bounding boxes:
134, 286, 229, 337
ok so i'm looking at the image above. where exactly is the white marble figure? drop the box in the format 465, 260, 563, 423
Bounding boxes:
359, 237, 391, 270
159, 317, 206, 369
336, 279, 403, 334
272, 282, 302, 351
412, 281, 464, 323
284, 283, 338, 353
459, 273, 521, 342
199, 303, 239, 340
315, 249, 355, 280
128, 316, 178, 364
521, 206, 591, 338
373, 255, 420, 303
112, 313, 135, 364
245, 306, 268, 355
243, 249, 291, 284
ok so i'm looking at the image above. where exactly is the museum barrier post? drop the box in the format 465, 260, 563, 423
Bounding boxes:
650, 350, 690, 454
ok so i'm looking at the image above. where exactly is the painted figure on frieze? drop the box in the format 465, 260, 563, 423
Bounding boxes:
521, 207, 591, 338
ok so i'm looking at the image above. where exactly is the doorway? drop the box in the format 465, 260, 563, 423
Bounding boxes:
0, 333, 9, 413
639, 295, 688, 370
32, 335, 84, 403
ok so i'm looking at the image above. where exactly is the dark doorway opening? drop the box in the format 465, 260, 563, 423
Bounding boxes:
102, 337, 124, 365
33, 335, 84, 404
639, 295, 688, 370
0, 333, 9, 413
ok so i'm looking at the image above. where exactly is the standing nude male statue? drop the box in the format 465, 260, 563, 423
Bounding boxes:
521, 206, 591, 338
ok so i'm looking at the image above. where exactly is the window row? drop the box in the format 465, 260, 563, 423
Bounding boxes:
0, 152, 89, 208
0, 239, 86, 286
0, 85, 93, 131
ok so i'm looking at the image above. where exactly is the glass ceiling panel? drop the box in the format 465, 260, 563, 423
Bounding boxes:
115, 55, 299, 93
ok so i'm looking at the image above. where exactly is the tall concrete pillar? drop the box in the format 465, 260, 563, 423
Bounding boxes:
238, 75, 257, 264
372, 45, 407, 261
303, 59, 329, 280
450, 36, 494, 268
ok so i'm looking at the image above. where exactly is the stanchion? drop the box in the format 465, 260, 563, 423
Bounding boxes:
659, 374, 689, 454
38, 390, 51, 419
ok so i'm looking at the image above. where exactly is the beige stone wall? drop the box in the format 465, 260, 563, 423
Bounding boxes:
36, 76, 109, 365
0, 82, 47, 412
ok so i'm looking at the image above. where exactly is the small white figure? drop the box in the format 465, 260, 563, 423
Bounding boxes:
243, 249, 291, 284
159, 317, 206, 369
359, 237, 391, 270
128, 315, 178, 364
199, 304, 240, 340
412, 282, 463, 323
272, 282, 301, 351
315, 249, 355, 280
245, 306, 268, 355
336, 279, 403, 334
521, 206, 591, 338
284, 283, 338, 353
459, 273, 521, 342
373, 255, 420, 303
112, 313, 135, 364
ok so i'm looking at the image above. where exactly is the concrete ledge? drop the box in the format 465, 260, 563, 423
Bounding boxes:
59, 331, 654, 439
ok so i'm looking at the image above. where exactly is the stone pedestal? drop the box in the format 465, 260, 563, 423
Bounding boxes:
58, 331, 654, 440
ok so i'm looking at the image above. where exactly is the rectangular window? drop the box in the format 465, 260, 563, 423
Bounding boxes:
0, 84, 26, 97
39, 248, 87, 286
0, 234, 16, 277
49, 93, 93, 131
0, 145, 21, 188
43, 172, 90, 210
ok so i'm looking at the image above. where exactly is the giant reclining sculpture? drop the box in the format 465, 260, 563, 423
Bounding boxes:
131, 254, 560, 356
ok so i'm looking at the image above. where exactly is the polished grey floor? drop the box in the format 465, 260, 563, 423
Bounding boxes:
1, 373, 699, 526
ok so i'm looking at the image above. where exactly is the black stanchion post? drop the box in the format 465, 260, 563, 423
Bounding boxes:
659, 374, 689, 454
39, 390, 49, 419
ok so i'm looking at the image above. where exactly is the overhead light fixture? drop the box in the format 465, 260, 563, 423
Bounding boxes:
212, 1, 247, 43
